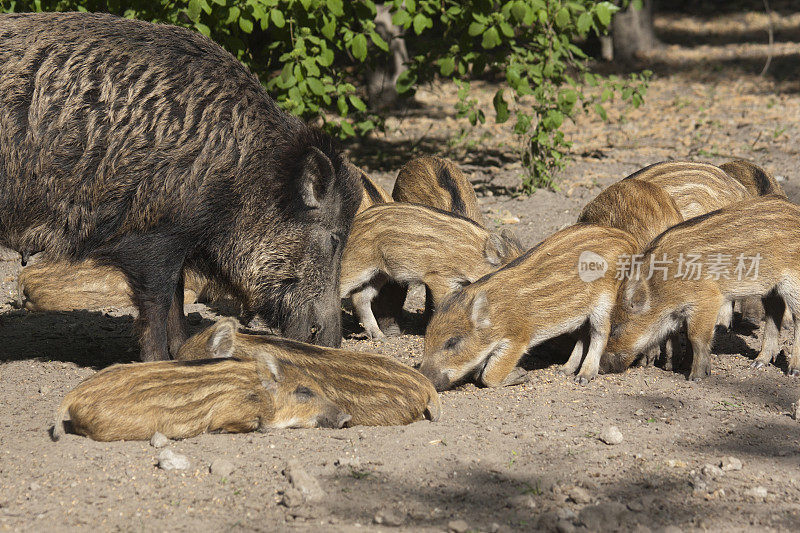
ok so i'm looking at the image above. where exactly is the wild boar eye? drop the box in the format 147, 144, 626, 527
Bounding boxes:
443, 336, 462, 350
294, 386, 315, 402
330, 233, 341, 251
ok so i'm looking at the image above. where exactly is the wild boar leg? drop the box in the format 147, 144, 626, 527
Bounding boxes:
686, 295, 722, 380
751, 293, 785, 369
560, 322, 588, 375
166, 272, 188, 357
575, 315, 611, 385
480, 340, 529, 387
351, 276, 388, 340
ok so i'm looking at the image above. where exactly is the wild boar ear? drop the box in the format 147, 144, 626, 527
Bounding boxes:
206, 318, 237, 358
471, 292, 491, 329
299, 146, 335, 208
624, 280, 649, 314
500, 228, 523, 254
483, 233, 506, 266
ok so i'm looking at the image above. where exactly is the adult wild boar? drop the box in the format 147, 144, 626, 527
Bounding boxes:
0, 13, 361, 360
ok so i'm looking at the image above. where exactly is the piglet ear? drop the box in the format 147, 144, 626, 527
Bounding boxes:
257, 352, 284, 383
471, 292, 491, 329
483, 233, 506, 266
624, 280, 650, 314
299, 146, 335, 208
206, 317, 237, 358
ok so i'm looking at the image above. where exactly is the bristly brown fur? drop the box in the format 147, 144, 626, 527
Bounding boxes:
0, 12, 360, 360
340, 203, 523, 339
604, 196, 800, 380
346, 161, 392, 214
392, 156, 486, 226
421, 224, 638, 390
19, 258, 217, 310
176, 318, 441, 426
578, 179, 684, 250
625, 161, 749, 219
52, 356, 348, 441
718, 159, 786, 197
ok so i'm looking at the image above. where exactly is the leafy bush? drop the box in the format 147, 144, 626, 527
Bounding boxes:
0, 0, 649, 191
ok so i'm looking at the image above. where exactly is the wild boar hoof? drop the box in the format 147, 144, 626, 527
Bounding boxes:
750, 360, 765, 370
687, 369, 710, 381
787, 368, 800, 377
574, 374, 594, 386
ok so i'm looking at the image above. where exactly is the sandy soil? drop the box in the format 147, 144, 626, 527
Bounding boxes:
2, 5, 800, 532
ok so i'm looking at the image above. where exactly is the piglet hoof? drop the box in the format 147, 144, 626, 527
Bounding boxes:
558, 365, 577, 377
364, 328, 386, 341
787, 368, 800, 377
574, 373, 595, 386
749, 360, 765, 370
501, 367, 529, 387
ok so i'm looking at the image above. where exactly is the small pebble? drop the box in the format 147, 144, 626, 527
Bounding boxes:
448, 519, 470, 533
567, 486, 592, 504
745, 486, 768, 499
284, 460, 325, 502
38, 384, 51, 395
701, 464, 724, 479
210, 458, 234, 477
719, 456, 742, 471
373, 510, 405, 527
150, 432, 169, 448
157, 449, 190, 471
599, 426, 623, 445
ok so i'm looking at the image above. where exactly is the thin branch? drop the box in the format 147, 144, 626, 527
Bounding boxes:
760, 0, 774, 77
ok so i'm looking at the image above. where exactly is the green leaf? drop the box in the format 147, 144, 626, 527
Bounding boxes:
307, 77, 325, 95
340, 120, 356, 136
349, 95, 367, 111
554, 8, 570, 29
270, 9, 285, 28
594, 103, 608, 121
195, 22, 211, 37
318, 47, 334, 66
321, 17, 335, 40
468, 22, 485, 37
395, 70, 417, 94
412, 14, 431, 35
326, 0, 344, 17
187, 0, 201, 22
595, 2, 615, 27
481, 26, 501, 49
369, 30, 389, 52
239, 17, 254, 33
392, 10, 411, 26
576, 12, 592, 34
510, 1, 528, 23
493, 89, 510, 123
439, 57, 455, 76
352, 33, 368, 61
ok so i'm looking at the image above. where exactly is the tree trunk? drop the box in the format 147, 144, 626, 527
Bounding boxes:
611, 0, 660, 63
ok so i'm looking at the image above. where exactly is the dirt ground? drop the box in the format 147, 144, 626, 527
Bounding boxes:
3, 5, 800, 532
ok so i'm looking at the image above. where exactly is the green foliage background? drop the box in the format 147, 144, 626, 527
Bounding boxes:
0, 0, 650, 191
